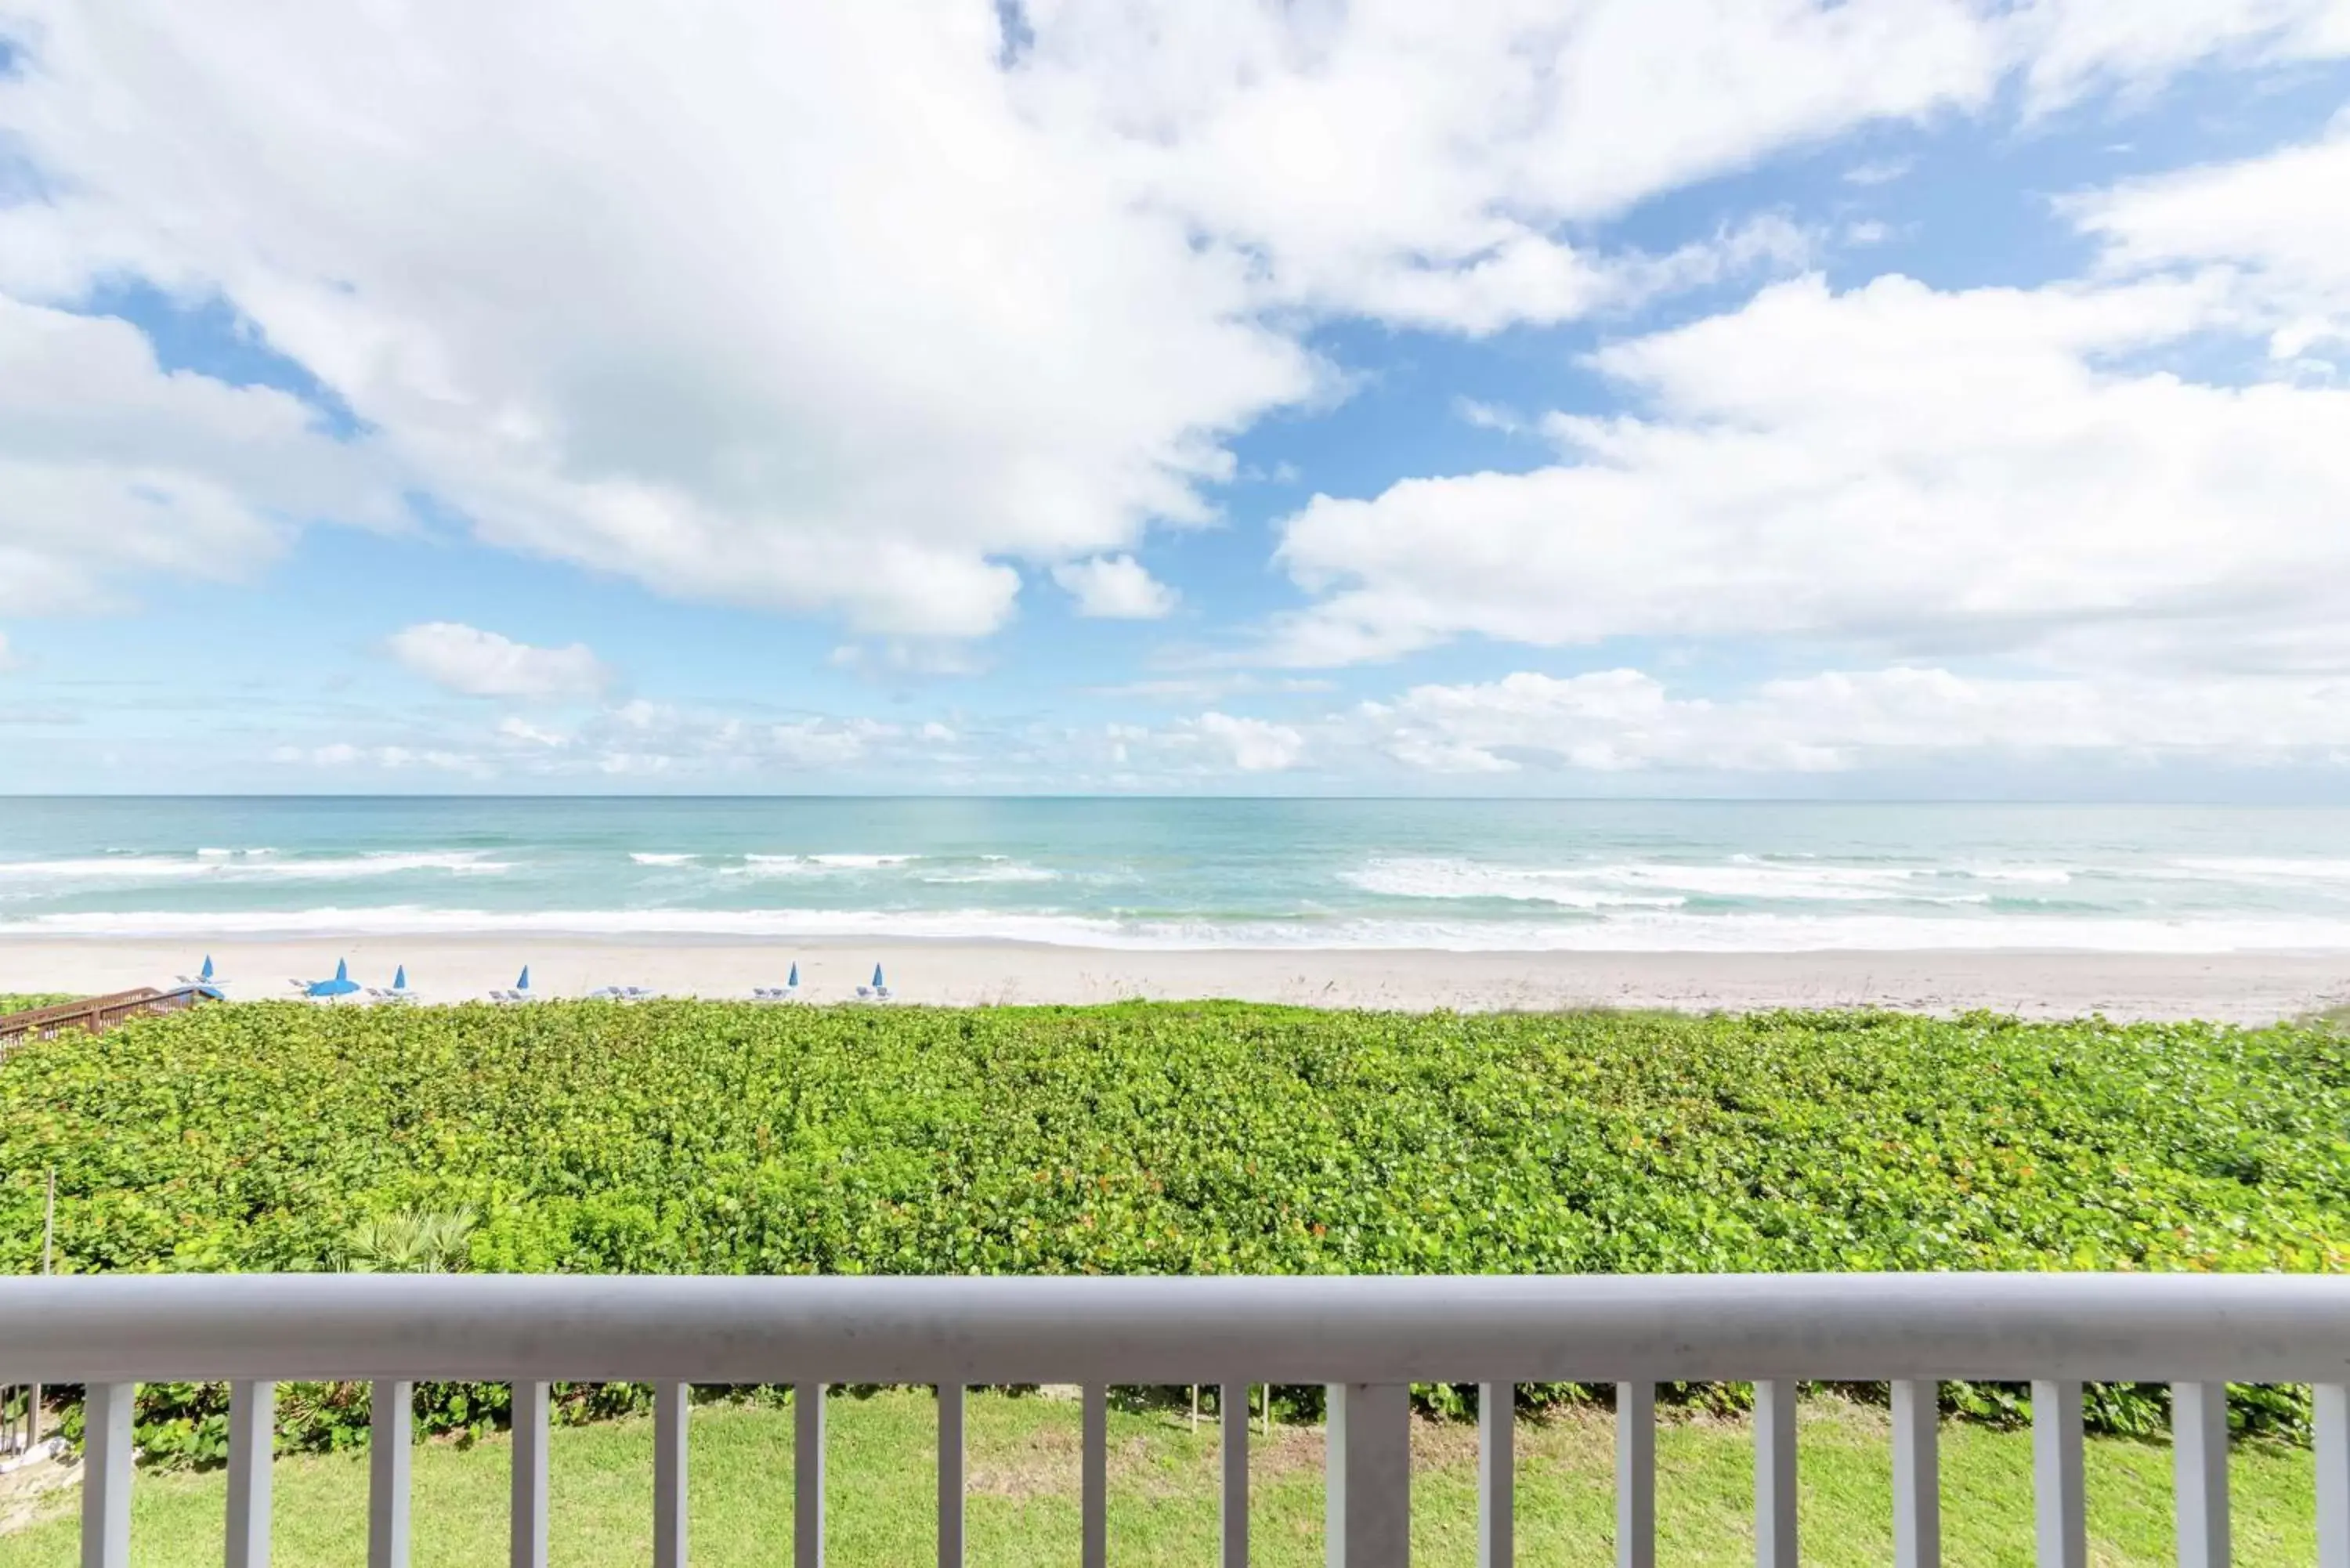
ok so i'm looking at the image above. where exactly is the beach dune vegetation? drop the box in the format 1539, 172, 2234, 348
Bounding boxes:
2, 999, 2342, 1456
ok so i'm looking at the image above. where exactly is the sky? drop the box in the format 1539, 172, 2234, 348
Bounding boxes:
3, 1, 2350, 796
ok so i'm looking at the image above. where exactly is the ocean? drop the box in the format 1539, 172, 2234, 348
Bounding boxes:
3, 797, 2350, 952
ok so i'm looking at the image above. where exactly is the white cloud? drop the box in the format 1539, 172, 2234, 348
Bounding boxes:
1195, 710, 1306, 771
388, 623, 609, 699
2072, 116, 2350, 359
7, 1, 2344, 641
1843, 156, 1916, 186
2013, 0, 2350, 110
1359, 665, 2350, 773
272, 741, 489, 775
0, 2, 1312, 638
1271, 267, 2350, 670
769, 721, 870, 768
497, 717, 571, 748
1086, 673, 1335, 704
0, 295, 401, 612
1052, 555, 1180, 620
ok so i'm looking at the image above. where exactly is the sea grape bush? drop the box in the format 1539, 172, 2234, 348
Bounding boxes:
2, 1000, 2342, 1455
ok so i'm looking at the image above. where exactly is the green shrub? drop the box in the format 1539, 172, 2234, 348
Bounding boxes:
5, 1000, 2342, 1456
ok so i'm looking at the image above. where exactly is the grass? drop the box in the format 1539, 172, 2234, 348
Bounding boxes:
0, 1388, 2320, 1566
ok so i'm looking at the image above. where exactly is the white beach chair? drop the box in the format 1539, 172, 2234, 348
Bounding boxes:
753, 964, 803, 1003
177, 956, 228, 990
488, 966, 536, 1004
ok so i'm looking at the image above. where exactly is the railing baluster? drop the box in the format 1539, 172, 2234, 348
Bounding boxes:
795, 1383, 826, 1568
1326, 1382, 1409, 1568
1613, 1381, 1655, 1568
1892, 1379, 1939, 1568
938, 1383, 964, 1568
1082, 1384, 1108, 1568
653, 1381, 686, 1568
1478, 1382, 1512, 1568
512, 1381, 549, 1568
79, 1382, 133, 1568
2322, 1384, 2350, 1568
369, 1379, 413, 1568
2032, 1379, 2085, 1568
1221, 1382, 1249, 1567
2172, 1382, 2228, 1568
1755, 1379, 1798, 1568
226, 1379, 275, 1568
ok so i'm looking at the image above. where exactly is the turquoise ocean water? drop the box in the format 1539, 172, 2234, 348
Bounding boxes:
4, 797, 2350, 952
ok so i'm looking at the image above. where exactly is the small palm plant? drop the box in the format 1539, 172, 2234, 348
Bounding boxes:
342, 1208, 478, 1274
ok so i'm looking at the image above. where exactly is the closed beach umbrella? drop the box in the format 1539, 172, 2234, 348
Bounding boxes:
788, 962, 799, 988
516, 965, 531, 994
198, 955, 215, 983
392, 965, 408, 994
872, 963, 885, 990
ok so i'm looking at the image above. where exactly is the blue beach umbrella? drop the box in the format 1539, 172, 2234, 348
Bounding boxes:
392, 965, 409, 994
872, 963, 885, 989
198, 955, 215, 984
515, 965, 532, 994
788, 962, 799, 988
302, 959, 362, 999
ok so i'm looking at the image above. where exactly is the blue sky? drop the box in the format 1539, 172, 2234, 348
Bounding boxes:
3, 2, 2349, 794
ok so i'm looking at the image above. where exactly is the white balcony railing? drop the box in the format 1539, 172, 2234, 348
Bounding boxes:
5, 1273, 2348, 1567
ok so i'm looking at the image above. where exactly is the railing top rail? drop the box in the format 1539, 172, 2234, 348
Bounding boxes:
5, 1274, 2348, 1383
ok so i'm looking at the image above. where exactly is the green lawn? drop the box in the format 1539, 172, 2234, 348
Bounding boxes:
0, 1388, 2319, 1566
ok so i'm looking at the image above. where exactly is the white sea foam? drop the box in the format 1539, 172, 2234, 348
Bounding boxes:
0, 851, 508, 881
916, 863, 1058, 884
1344, 858, 1683, 909
15, 904, 2350, 953
629, 852, 696, 865
729, 852, 960, 876
2173, 858, 2350, 883
1347, 855, 1949, 905
1958, 864, 2075, 885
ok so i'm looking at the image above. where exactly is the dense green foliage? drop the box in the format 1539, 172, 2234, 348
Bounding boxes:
0, 994, 74, 1012
3, 1000, 2344, 1454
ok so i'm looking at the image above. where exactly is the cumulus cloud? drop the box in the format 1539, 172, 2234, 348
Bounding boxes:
388, 623, 609, 699
1356, 666, 2350, 774
6, 1, 2342, 640
1053, 555, 1179, 620
1271, 267, 2350, 670
2072, 114, 2350, 359
0, 295, 401, 612
0, 2, 1311, 638
1195, 711, 1307, 771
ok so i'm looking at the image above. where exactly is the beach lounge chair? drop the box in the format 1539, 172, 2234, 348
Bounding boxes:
753, 963, 802, 1003
176, 955, 228, 989
856, 963, 892, 1001
366, 966, 418, 1004
488, 966, 535, 1004
587, 985, 659, 1001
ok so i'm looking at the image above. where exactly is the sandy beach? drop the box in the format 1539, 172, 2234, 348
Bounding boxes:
4, 938, 2347, 1023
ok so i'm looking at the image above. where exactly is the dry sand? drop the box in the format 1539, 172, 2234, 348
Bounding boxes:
5, 938, 2348, 1023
